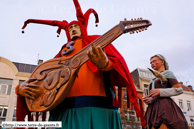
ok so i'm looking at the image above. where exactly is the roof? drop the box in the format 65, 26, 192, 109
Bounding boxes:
136, 68, 155, 80
12, 62, 37, 73
181, 85, 193, 92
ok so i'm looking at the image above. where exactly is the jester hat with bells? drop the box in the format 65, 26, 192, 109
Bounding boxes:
22, 0, 99, 42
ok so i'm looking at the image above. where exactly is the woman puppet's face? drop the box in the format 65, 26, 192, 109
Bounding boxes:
150, 56, 164, 71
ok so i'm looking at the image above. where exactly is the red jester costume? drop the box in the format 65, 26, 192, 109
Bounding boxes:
16, 0, 145, 128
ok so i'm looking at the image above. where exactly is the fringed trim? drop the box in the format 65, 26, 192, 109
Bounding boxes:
42, 112, 46, 121
16, 95, 47, 124
127, 90, 130, 108
35, 112, 47, 121
36, 112, 39, 121
118, 87, 122, 108
112, 86, 117, 107
28, 112, 33, 121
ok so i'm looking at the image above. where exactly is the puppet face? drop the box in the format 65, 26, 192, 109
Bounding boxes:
150, 56, 164, 71
68, 24, 81, 40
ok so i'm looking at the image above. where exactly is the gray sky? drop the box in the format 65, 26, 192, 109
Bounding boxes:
1, 0, 194, 87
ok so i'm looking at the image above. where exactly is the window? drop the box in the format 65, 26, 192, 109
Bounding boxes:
0, 78, 12, 95
129, 116, 136, 121
187, 101, 191, 111
179, 100, 183, 109
128, 110, 137, 122
0, 106, 8, 124
19, 80, 25, 84
12, 106, 16, 121
0, 84, 12, 95
190, 116, 194, 123
129, 110, 135, 115
144, 84, 149, 96
123, 92, 127, 101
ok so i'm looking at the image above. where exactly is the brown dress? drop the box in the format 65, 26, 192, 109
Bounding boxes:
144, 71, 189, 129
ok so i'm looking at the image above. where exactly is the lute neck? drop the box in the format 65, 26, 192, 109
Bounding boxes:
69, 24, 124, 68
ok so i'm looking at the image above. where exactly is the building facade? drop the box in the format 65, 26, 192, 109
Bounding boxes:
0, 57, 36, 124
119, 87, 144, 129
171, 83, 194, 127
130, 68, 154, 111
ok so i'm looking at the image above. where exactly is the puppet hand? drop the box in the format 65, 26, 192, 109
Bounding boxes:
18, 78, 40, 100
142, 96, 152, 105
87, 45, 108, 69
149, 89, 160, 98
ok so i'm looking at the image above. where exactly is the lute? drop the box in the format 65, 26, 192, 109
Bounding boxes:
26, 18, 152, 112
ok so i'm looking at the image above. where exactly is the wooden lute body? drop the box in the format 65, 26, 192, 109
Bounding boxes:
26, 18, 152, 112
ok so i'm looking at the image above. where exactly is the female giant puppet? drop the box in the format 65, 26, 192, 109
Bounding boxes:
16, 0, 145, 128
143, 54, 189, 129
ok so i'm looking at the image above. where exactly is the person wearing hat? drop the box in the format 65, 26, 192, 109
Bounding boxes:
15, 0, 145, 128
143, 54, 189, 129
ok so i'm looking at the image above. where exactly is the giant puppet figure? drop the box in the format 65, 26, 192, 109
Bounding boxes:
143, 54, 189, 129
15, 0, 145, 128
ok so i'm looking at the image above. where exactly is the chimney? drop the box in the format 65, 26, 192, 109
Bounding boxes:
38, 59, 43, 65
188, 85, 193, 92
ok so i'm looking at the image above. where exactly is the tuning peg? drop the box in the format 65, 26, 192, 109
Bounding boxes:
137, 18, 140, 20
131, 18, 133, 21
140, 17, 143, 20
135, 29, 138, 33
141, 27, 144, 31
132, 30, 135, 34
145, 27, 147, 30
124, 18, 127, 21
130, 31, 133, 34
134, 18, 136, 20
138, 28, 141, 32
127, 24, 131, 28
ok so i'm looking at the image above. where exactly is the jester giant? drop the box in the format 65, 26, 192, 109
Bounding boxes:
15, 0, 145, 128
